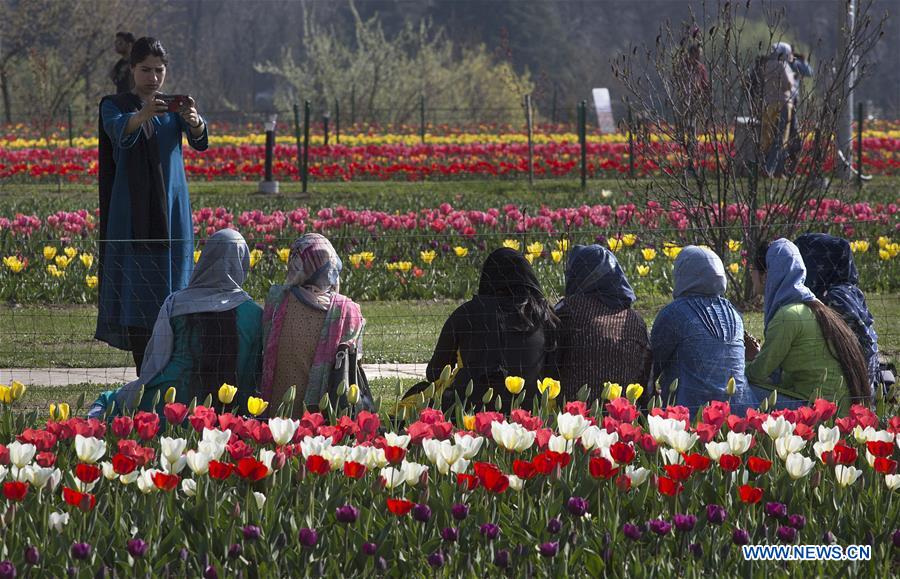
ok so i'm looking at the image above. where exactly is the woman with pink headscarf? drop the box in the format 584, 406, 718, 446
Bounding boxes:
261, 234, 365, 417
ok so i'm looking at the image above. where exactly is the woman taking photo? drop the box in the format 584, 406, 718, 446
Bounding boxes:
95, 37, 208, 370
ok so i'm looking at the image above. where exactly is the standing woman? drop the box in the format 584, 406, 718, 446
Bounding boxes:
96, 37, 208, 369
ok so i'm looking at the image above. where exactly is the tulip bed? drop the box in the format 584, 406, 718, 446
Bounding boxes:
1, 122, 899, 181
0, 389, 899, 576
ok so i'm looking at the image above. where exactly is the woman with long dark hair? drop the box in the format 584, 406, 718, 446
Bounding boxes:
425, 248, 560, 412
88, 229, 262, 417
746, 239, 870, 410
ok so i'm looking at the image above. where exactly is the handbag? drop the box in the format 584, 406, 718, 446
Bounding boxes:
324, 342, 375, 413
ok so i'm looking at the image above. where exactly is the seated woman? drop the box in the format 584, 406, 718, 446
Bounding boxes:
795, 233, 880, 388
261, 234, 364, 418
425, 248, 559, 412
651, 246, 756, 415
88, 229, 262, 417
555, 244, 651, 402
746, 238, 871, 411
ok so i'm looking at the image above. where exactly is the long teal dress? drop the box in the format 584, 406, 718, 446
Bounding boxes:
96, 100, 208, 349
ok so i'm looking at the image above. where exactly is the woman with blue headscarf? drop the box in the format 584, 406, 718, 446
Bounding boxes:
746, 239, 870, 410
795, 233, 879, 387
555, 245, 651, 402
651, 246, 756, 415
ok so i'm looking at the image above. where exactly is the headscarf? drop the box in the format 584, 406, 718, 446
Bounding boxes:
115, 228, 253, 409
564, 244, 636, 309
673, 245, 727, 298
763, 238, 815, 328
772, 42, 793, 61
795, 233, 879, 380
478, 248, 543, 299
284, 233, 343, 310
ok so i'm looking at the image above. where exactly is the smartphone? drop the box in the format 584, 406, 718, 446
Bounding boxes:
158, 94, 190, 112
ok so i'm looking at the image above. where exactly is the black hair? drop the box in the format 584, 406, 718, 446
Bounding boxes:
116, 32, 136, 44
754, 241, 770, 272
185, 310, 239, 403
130, 37, 168, 67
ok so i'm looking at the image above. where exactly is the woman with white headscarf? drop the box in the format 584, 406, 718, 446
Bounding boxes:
88, 228, 262, 417
651, 246, 755, 416
261, 234, 365, 417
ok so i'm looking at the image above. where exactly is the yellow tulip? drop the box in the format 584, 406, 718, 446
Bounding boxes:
503, 239, 521, 251
193, 250, 202, 263
729, 263, 740, 274
43, 246, 57, 260
462, 414, 476, 431
551, 250, 563, 264
454, 246, 469, 257
397, 261, 412, 273
637, 265, 650, 277
54, 255, 71, 269
877, 236, 890, 249
164, 387, 177, 404
50, 402, 70, 421
85, 275, 98, 289
727, 239, 742, 252
505, 376, 525, 395
420, 250, 436, 265
879, 249, 891, 261
247, 396, 270, 416
603, 382, 623, 400
886, 243, 899, 258
249, 249, 263, 268
607, 238, 623, 252
3, 256, 25, 273
277, 248, 291, 263
0, 385, 11, 404
556, 239, 570, 252
524, 253, 535, 264
622, 234, 637, 247
360, 251, 375, 264
218, 383, 238, 404
663, 244, 682, 260
9, 380, 26, 401
47, 265, 64, 278
725, 377, 736, 397
349, 253, 363, 267
64, 247, 78, 259
538, 377, 561, 400
641, 248, 656, 261
79, 253, 94, 268
625, 383, 643, 402
526, 242, 543, 257
849, 240, 869, 253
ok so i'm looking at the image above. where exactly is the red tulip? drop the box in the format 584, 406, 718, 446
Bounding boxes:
164, 403, 189, 426
152, 472, 179, 491
456, 473, 480, 491
610, 442, 636, 465
823, 443, 858, 466
664, 464, 693, 482
3, 481, 28, 502
719, 454, 742, 472
874, 457, 897, 475
738, 484, 763, 504
386, 498, 415, 516
657, 476, 683, 496
305, 455, 331, 476
682, 453, 712, 472
236, 458, 269, 481
112, 453, 137, 475
512, 459, 537, 480
747, 456, 773, 474
111, 416, 134, 438
208, 460, 235, 480
343, 461, 367, 479
383, 446, 406, 465
62, 486, 96, 511
866, 441, 894, 458
75, 463, 102, 483
473, 462, 508, 493
589, 457, 619, 480
134, 412, 160, 440
35, 451, 57, 467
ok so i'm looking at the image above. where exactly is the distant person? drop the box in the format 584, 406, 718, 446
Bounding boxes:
760, 43, 796, 177
95, 37, 208, 370
785, 51, 813, 172
110, 32, 135, 93
261, 234, 365, 418
745, 239, 871, 411
555, 245, 651, 403
651, 246, 756, 416
424, 248, 560, 413
88, 229, 263, 418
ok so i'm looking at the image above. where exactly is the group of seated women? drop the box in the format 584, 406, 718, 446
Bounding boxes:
89, 230, 879, 419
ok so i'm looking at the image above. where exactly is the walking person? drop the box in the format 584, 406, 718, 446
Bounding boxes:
110, 32, 135, 93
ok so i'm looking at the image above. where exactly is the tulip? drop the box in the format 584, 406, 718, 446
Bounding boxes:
886, 474, 900, 491
763, 416, 795, 440
547, 517, 562, 534
160, 437, 187, 464
504, 375, 525, 395
298, 528, 318, 548
566, 496, 589, 517
74, 435, 106, 464
0, 561, 15, 579
625, 383, 643, 402
362, 543, 378, 556
181, 479, 197, 497
622, 523, 643, 541
347, 384, 360, 405
835, 464, 863, 487
451, 503, 469, 521
247, 397, 269, 416
440, 527, 459, 542
8, 442, 36, 468
788, 514, 807, 530
49, 402, 70, 421
24, 546, 40, 566
479, 523, 501, 540
490, 421, 536, 452
733, 528, 751, 545
269, 418, 300, 446
673, 514, 697, 532
186, 450, 212, 476
71, 542, 91, 560
777, 526, 798, 544
242, 525, 262, 541
217, 383, 237, 405
336, 505, 360, 524
706, 504, 727, 525
557, 413, 591, 441
412, 503, 432, 523
538, 542, 559, 558
785, 453, 815, 479
775, 435, 807, 460
126, 539, 148, 558
49, 511, 70, 532
537, 377, 561, 400
164, 387, 177, 404
603, 382, 623, 400
493, 549, 511, 568
428, 551, 445, 568
765, 502, 788, 519
726, 431, 753, 455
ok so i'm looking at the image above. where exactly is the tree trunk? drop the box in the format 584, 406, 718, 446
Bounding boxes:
0, 69, 12, 124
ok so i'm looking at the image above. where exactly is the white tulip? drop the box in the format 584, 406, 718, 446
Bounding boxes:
119, 470, 140, 485
556, 413, 591, 441
24, 466, 56, 489
648, 415, 685, 443
186, 450, 211, 476
548, 435, 571, 454
369, 448, 388, 469
136, 469, 158, 494
269, 418, 300, 446
453, 434, 484, 459
726, 431, 753, 456
8, 442, 36, 468
865, 451, 876, 468
201, 428, 232, 446
885, 474, 900, 491
813, 441, 834, 461
384, 432, 411, 449
817, 425, 841, 447
402, 461, 429, 486
74, 435, 106, 464
300, 435, 333, 459
49, 468, 62, 492
785, 453, 815, 479
422, 438, 449, 465
867, 429, 895, 443
705, 441, 731, 461
625, 465, 650, 487
580, 426, 618, 451
161, 455, 187, 475
664, 430, 698, 453
835, 464, 863, 487
380, 466, 406, 489
181, 478, 197, 497
101, 462, 116, 480
762, 416, 795, 440
507, 474, 524, 491
661, 448, 683, 465
160, 437, 188, 464
197, 440, 226, 462
258, 449, 275, 476
49, 511, 70, 533
0, 466, 6, 480
253, 491, 267, 509
323, 446, 349, 470
775, 435, 806, 460
852, 426, 874, 445
449, 458, 470, 475
74, 479, 97, 493
490, 421, 535, 453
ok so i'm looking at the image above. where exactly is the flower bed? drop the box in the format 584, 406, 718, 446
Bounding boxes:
0, 384, 898, 576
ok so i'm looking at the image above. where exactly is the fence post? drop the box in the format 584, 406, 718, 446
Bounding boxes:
323, 112, 330, 147
524, 94, 534, 186
627, 105, 635, 179
302, 100, 311, 194
578, 100, 587, 190
67, 105, 73, 147
856, 101, 864, 191
293, 103, 302, 181
420, 95, 426, 144
335, 98, 340, 145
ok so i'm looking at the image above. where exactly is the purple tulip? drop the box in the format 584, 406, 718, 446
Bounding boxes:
335, 505, 360, 524
71, 543, 91, 561
788, 514, 807, 530
362, 542, 378, 556
673, 514, 697, 533
823, 531, 836, 545
538, 542, 559, 558
126, 539, 148, 558
451, 503, 469, 521
412, 503, 432, 523
493, 549, 511, 568
440, 527, 459, 542
547, 518, 562, 534
777, 526, 798, 544
298, 528, 318, 548
765, 502, 788, 519
24, 546, 40, 566
179, 548, 189, 561
227, 544, 243, 559
706, 504, 727, 525
566, 496, 590, 517
733, 528, 751, 546
242, 525, 262, 540
648, 519, 671, 536
480, 523, 501, 540
203, 566, 218, 579
622, 523, 643, 541
0, 561, 15, 579
427, 551, 445, 568
689, 543, 703, 558
892, 529, 900, 548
